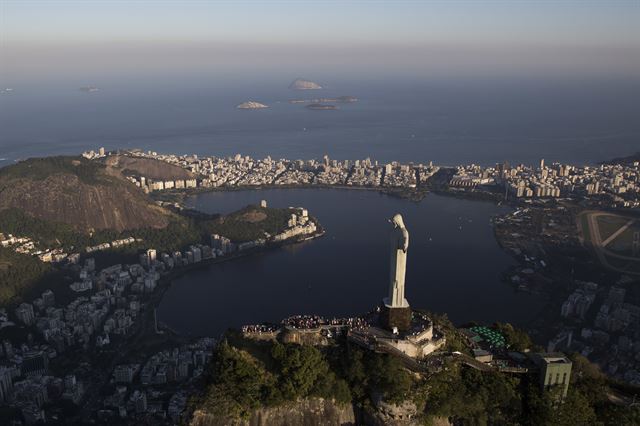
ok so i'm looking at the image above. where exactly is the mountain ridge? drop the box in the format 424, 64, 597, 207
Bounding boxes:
0, 156, 170, 232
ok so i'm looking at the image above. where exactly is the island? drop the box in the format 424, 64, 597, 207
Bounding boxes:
236, 101, 268, 109
288, 78, 322, 90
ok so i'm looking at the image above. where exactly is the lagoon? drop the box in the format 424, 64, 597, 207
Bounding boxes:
158, 189, 544, 337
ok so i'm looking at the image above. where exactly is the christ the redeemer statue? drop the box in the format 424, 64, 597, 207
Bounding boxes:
384, 213, 410, 308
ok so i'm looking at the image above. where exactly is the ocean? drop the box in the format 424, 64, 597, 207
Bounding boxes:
1, 75, 638, 166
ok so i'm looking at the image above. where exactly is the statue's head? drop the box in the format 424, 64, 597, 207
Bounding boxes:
389, 213, 405, 229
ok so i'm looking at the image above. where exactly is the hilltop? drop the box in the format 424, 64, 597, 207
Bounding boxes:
0, 156, 170, 232
603, 152, 640, 165
103, 154, 195, 181
189, 321, 640, 426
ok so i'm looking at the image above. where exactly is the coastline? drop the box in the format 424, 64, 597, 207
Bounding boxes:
154, 182, 442, 206
151, 225, 326, 337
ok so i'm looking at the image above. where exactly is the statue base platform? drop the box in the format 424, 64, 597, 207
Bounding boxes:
379, 303, 412, 332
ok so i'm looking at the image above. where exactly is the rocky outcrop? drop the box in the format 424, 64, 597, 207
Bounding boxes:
289, 79, 322, 90
190, 398, 356, 426
0, 157, 170, 232
363, 413, 452, 426
364, 396, 420, 425
237, 101, 269, 109
189, 397, 447, 426
429, 417, 453, 426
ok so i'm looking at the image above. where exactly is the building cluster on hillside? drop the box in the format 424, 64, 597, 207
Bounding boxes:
210, 207, 318, 252
0, 231, 142, 264
81, 147, 107, 160
0, 232, 69, 263
272, 208, 317, 242
549, 281, 640, 386
104, 338, 215, 422
86, 237, 139, 254
450, 159, 640, 208
120, 150, 439, 191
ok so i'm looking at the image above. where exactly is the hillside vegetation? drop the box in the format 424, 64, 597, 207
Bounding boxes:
0, 156, 169, 232
205, 205, 292, 242
191, 326, 640, 426
0, 248, 52, 304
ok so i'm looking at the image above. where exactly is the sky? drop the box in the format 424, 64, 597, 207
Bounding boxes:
1, 0, 639, 82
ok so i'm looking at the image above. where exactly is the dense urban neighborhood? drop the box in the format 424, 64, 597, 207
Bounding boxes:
82, 148, 640, 209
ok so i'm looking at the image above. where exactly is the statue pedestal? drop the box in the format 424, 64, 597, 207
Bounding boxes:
380, 302, 412, 332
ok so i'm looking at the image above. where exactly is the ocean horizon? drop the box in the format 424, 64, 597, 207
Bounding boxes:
1, 74, 639, 167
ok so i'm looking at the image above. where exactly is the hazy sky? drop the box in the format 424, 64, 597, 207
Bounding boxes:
1, 0, 639, 81
2, 0, 639, 45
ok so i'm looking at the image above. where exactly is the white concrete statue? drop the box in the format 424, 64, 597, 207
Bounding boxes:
385, 213, 410, 308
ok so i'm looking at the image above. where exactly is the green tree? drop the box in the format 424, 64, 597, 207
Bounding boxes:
368, 353, 412, 404
271, 343, 329, 400
495, 322, 533, 351
551, 389, 598, 426
204, 341, 266, 418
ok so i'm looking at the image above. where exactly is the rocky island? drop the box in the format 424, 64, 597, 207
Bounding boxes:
288, 78, 322, 90
236, 101, 268, 109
